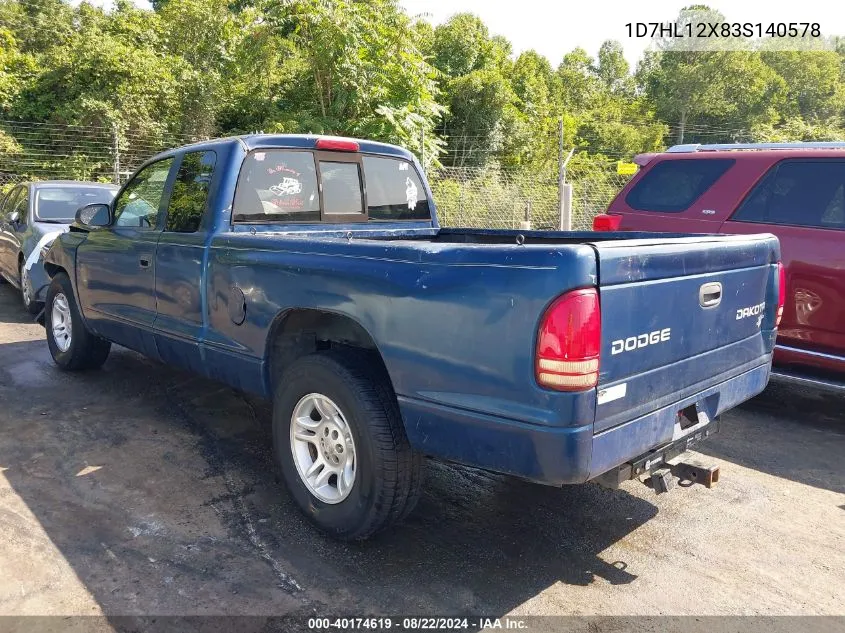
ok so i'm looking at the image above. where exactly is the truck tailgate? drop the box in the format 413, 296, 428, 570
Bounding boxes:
591, 234, 780, 433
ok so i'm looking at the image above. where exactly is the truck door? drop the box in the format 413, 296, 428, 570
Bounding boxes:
76, 157, 176, 355
152, 149, 218, 373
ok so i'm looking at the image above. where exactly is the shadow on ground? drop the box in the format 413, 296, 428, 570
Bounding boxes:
697, 379, 845, 495
0, 293, 655, 618
0, 283, 38, 325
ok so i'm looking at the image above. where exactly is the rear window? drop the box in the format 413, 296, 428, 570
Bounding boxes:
625, 158, 734, 213
233, 150, 320, 223
363, 155, 430, 220
234, 149, 432, 223
731, 159, 845, 230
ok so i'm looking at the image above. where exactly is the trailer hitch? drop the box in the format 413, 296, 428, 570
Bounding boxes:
644, 461, 720, 494
670, 460, 720, 489
592, 419, 721, 494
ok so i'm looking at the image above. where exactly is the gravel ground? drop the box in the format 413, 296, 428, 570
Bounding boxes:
0, 283, 843, 621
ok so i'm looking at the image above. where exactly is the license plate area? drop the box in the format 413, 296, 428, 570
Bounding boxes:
631, 417, 720, 478
672, 399, 715, 441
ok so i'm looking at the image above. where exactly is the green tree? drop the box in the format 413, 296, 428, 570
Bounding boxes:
640, 49, 785, 143
432, 13, 494, 78
761, 50, 845, 122
443, 69, 515, 167
264, 0, 444, 161
595, 40, 632, 95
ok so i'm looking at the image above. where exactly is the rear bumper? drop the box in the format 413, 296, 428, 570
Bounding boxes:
399, 359, 771, 486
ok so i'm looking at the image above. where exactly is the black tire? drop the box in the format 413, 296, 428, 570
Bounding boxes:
45, 272, 111, 370
19, 259, 41, 315
273, 350, 422, 540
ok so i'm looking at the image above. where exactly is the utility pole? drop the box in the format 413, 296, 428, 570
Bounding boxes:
419, 125, 426, 173
558, 117, 575, 231
558, 117, 564, 211
112, 123, 121, 185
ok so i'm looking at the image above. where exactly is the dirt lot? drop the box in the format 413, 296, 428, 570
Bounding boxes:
0, 283, 843, 621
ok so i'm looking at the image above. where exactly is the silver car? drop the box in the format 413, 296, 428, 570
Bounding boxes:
0, 181, 118, 314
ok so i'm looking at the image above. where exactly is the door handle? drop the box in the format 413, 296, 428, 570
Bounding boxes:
139, 255, 152, 269
699, 282, 722, 308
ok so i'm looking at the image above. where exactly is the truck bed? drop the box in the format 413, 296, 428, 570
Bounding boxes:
214, 226, 780, 481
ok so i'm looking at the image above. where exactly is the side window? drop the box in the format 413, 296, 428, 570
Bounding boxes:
114, 158, 175, 228
732, 160, 845, 230
165, 151, 217, 232
362, 155, 430, 221
2, 187, 21, 219
10, 188, 29, 226
625, 159, 735, 213
318, 161, 364, 216
233, 151, 320, 223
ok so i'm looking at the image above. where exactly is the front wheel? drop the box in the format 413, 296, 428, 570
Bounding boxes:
45, 272, 111, 370
19, 261, 40, 315
273, 350, 422, 540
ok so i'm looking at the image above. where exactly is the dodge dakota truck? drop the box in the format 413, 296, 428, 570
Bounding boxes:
43, 134, 783, 540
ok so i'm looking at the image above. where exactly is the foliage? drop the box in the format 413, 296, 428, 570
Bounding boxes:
1, 0, 845, 183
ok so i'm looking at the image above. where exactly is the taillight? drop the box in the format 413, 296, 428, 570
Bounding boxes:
315, 137, 360, 152
592, 214, 622, 231
776, 262, 785, 327
536, 288, 601, 391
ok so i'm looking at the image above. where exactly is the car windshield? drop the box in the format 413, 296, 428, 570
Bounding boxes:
35, 186, 117, 223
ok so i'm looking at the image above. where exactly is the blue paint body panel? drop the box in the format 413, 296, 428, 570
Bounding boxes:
43, 134, 780, 485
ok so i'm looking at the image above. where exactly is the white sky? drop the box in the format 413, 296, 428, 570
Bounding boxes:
400, 0, 844, 67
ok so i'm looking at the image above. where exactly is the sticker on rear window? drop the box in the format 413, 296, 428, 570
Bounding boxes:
405, 177, 418, 210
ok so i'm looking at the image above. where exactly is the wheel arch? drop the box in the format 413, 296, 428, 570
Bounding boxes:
43, 261, 66, 278
264, 308, 393, 397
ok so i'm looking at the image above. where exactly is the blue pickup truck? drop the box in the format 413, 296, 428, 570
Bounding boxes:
43, 134, 782, 539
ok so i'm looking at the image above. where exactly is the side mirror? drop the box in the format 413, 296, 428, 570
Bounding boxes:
8, 211, 20, 225
76, 203, 112, 228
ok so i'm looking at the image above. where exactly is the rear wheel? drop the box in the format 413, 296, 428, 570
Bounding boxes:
45, 272, 111, 370
272, 350, 422, 540
19, 260, 40, 315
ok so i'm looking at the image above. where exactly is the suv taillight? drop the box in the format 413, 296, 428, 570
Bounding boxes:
776, 262, 785, 327
592, 214, 622, 231
536, 288, 601, 391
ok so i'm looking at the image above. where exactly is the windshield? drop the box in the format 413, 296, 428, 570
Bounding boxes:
35, 186, 117, 223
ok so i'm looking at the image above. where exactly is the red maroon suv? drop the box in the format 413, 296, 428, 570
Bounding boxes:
595, 142, 845, 392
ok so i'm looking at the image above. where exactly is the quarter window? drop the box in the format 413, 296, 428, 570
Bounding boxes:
363, 156, 430, 221
114, 158, 175, 228
731, 160, 845, 229
625, 159, 734, 213
166, 151, 217, 232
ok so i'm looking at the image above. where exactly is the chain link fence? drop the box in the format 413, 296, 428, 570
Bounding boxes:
567, 162, 634, 230
428, 166, 559, 229
0, 119, 203, 191
0, 172, 26, 194
1, 119, 634, 229
428, 164, 632, 231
